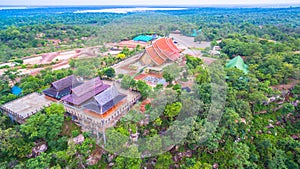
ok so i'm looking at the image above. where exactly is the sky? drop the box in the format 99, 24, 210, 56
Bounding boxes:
0, 0, 299, 6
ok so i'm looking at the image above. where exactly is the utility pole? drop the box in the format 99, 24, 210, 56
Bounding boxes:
96, 124, 99, 140
102, 125, 106, 145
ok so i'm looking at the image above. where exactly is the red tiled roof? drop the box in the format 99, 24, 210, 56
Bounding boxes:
153, 42, 167, 61
144, 38, 180, 65
166, 38, 181, 53
145, 46, 165, 65
140, 99, 151, 112
154, 38, 180, 61
134, 74, 147, 81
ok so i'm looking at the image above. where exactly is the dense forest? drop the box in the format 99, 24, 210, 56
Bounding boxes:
1, 7, 300, 62
0, 6, 300, 169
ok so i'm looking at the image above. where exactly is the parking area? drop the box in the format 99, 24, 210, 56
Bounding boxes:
169, 33, 211, 49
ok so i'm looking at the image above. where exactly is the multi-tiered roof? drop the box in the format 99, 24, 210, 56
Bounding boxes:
43, 75, 81, 100
62, 77, 110, 105
141, 37, 181, 66
83, 85, 127, 114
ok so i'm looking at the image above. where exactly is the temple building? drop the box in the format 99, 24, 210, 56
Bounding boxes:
43, 75, 82, 100
140, 37, 181, 66
1, 75, 140, 134
83, 85, 127, 115
62, 77, 110, 106
60, 78, 139, 130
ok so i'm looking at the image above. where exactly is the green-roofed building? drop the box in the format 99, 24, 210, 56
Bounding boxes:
226, 56, 248, 74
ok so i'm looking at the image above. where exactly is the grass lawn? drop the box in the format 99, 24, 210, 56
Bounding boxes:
188, 47, 205, 51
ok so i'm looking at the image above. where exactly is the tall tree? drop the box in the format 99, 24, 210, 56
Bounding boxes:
163, 64, 181, 84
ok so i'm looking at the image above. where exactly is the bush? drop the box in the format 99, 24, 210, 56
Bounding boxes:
14, 59, 23, 64
71, 130, 80, 137
172, 84, 182, 90
82, 132, 91, 138
118, 74, 124, 79
65, 116, 72, 122
0, 65, 10, 69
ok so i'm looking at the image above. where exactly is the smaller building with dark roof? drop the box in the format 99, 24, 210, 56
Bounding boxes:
43, 75, 82, 100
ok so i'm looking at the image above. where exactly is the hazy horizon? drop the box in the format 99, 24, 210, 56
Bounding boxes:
0, 5, 299, 9
0, 0, 299, 6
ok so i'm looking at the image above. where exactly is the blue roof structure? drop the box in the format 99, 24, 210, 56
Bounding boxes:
190, 29, 198, 37
11, 86, 22, 95
133, 35, 154, 42
190, 29, 202, 37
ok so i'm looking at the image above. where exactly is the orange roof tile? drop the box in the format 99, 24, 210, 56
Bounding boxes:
145, 46, 165, 65
166, 38, 181, 53
153, 42, 167, 61
154, 38, 180, 61
140, 99, 151, 112
134, 74, 147, 80
142, 37, 180, 66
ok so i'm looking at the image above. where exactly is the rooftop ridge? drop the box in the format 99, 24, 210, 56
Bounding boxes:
152, 42, 167, 61
71, 77, 103, 97
51, 75, 78, 91
145, 46, 165, 65
166, 38, 180, 53
83, 85, 127, 114
94, 85, 119, 106
154, 38, 179, 61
